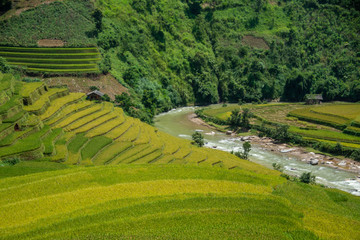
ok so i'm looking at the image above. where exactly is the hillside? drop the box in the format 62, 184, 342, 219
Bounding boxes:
0, 72, 360, 239
1, 164, 360, 239
1, 0, 359, 122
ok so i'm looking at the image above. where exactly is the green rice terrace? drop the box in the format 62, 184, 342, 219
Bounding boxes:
0, 46, 101, 73
1, 73, 360, 239
200, 103, 360, 151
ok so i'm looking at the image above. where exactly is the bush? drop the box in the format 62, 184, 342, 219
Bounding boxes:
192, 132, 204, 147
272, 163, 284, 172
0, 57, 11, 73
300, 172, 316, 184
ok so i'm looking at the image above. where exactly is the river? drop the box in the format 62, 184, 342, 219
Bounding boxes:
154, 107, 360, 196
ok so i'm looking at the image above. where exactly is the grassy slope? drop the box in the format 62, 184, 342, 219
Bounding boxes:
0, 164, 359, 239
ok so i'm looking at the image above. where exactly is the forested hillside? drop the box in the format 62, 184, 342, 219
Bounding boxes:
1, 0, 359, 122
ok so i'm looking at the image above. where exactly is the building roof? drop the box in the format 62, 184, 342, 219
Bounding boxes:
87, 90, 104, 97
305, 94, 323, 100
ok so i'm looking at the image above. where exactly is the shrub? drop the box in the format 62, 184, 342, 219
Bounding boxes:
272, 163, 284, 172
300, 172, 316, 184
192, 132, 204, 147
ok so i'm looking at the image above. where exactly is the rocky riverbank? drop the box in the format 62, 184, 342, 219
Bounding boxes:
188, 112, 360, 175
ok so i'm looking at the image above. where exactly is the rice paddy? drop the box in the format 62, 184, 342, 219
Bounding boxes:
201, 103, 360, 150
0, 47, 101, 73
1, 74, 360, 239
0, 164, 359, 239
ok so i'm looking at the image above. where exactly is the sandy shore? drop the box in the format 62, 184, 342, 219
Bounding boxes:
189, 113, 360, 175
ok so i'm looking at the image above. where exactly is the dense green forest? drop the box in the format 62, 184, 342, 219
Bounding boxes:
0, 0, 359, 122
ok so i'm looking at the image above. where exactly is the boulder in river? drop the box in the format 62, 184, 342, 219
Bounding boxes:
226, 131, 232, 135
310, 159, 319, 165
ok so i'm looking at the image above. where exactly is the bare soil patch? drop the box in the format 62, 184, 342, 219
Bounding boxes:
37, 39, 65, 47
242, 35, 270, 50
43, 74, 128, 100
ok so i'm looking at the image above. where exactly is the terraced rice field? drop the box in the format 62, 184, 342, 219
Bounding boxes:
1, 74, 360, 239
0, 74, 249, 168
0, 164, 360, 239
0, 47, 101, 73
201, 103, 360, 149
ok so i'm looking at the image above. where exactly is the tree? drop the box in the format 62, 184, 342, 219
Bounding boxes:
0, 57, 11, 73
241, 108, 251, 129
192, 131, 204, 147
102, 94, 110, 102
228, 109, 242, 130
115, 93, 132, 112
242, 141, 251, 159
234, 141, 251, 160
272, 163, 284, 172
300, 172, 316, 184
89, 86, 99, 91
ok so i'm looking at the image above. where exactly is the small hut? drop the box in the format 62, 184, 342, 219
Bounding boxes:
86, 90, 104, 101
305, 94, 323, 105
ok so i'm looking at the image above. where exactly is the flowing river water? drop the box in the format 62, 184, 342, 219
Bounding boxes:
154, 107, 360, 196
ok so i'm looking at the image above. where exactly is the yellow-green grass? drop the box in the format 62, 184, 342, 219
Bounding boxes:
40, 93, 85, 121
27, 68, 99, 73
10, 62, 98, 69
84, 116, 124, 138
288, 108, 349, 129
67, 133, 89, 154
92, 141, 133, 165
80, 136, 112, 162
0, 52, 100, 58
153, 154, 175, 164
6, 57, 101, 64
0, 95, 21, 115
108, 144, 150, 165
121, 146, 162, 164
303, 137, 360, 149
289, 126, 360, 144
0, 127, 33, 147
54, 104, 102, 129
23, 88, 68, 112
65, 107, 112, 132
0, 73, 15, 92
105, 117, 134, 139
0, 47, 101, 73
203, 103, 291, 121
115, 122, 140, 142
130, 149, 163, 164
311, 104, 360, 120
159, 132, 184, 154
73, 112, 118, 134
51, 143, 68, 162
0, 47, 99, 53
0, 125, 50, 158
172, 145, 192, 159
0, 165, 359, 240
133, 125, 152, 145
19, 82, 43, 97
43, 128, 63, 155
0, 161, 68, 179
46, 101, 93, 126
343, 126, 360, 136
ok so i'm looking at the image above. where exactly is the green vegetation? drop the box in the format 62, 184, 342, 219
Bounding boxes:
199, 102, 360, 160
81, 136, 112, 160
1, 0, 358, 121
0, 1, 96, 46
192, 131, 204, 147
0, 47, 101, 73
0, 164, 359, 239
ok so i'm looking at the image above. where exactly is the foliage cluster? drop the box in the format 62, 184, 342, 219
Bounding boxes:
1, 0, 359, 120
